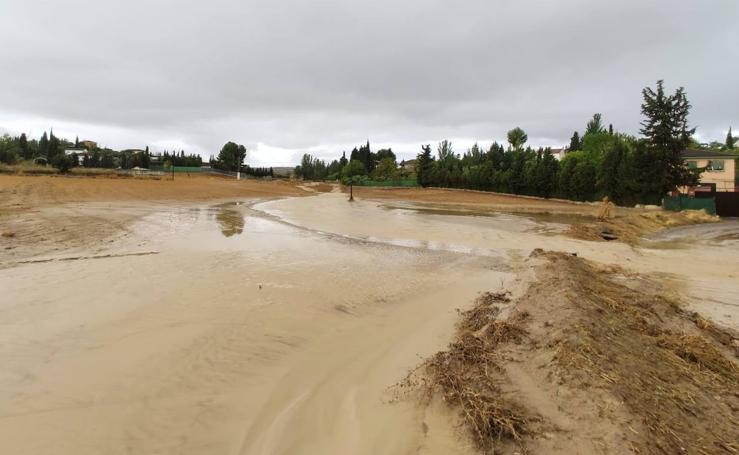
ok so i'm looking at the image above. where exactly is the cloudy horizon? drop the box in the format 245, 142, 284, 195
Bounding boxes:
1, 0, 737, 166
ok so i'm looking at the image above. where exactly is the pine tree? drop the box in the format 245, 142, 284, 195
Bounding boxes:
726, 127, 736, 149
639, 80, 698, 196
568, 131, 581, 151
608, 124, 614, 135
416, 144, 434, 187
217, 142, 247, 172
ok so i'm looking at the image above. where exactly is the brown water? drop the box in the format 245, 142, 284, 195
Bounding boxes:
1, 195, 737, 455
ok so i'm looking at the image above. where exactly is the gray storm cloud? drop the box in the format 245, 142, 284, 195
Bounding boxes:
1, 0, 737, 164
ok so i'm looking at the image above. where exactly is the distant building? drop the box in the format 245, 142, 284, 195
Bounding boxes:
550, 148, 567, 160
65, 148, 90, 165
80, 140, 98, 150
400, 159, 417, 172
681, 149, 738, 193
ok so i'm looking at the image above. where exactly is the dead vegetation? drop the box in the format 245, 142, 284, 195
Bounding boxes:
567, 209, 719, 244
545, 250, 739, 454
406, 251, 739, 454
402, 291, 538, 453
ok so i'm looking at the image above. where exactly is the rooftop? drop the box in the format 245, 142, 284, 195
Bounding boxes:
681, 148, 737, 159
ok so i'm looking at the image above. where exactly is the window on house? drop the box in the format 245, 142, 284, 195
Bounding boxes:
687, 161, 697, 169
707, 160, 725, 171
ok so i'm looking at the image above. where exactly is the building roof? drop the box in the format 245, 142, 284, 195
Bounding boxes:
65, 148, 89, 155
681, 148, 737, 159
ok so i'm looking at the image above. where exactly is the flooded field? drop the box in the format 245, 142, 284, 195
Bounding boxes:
1, 190, 738, 454
0, 197, 510, 454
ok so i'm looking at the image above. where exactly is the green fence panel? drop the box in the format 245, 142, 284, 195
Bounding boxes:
172, 166, 202, 173
355, 179, 418, 187
663, 195, 716, 215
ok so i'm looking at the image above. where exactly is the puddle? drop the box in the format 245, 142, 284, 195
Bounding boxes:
254, 193, 594, 258
645, 220, 739, 246
214, 208, 245, 237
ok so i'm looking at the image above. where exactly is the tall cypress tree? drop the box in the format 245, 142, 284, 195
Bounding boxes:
726, 127, 736, 149
18, 133, 29, 159
48, 129, 61, 160
39, 132, 49, 159
568, 131, 581, 151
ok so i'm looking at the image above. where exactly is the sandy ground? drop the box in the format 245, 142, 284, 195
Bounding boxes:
0, 175, 307, 266
1, 175, 738, 454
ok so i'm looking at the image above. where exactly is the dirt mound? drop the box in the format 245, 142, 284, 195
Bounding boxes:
567, 209, 720, 244
406, 250, 739, 454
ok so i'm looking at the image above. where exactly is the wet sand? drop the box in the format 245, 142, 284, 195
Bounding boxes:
1, 199, 510, 454
1, 178, 738, 454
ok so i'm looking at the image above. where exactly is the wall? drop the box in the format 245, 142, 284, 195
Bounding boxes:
685, 158, 737, 191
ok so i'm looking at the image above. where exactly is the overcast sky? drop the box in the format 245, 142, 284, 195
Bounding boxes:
1, 0, 737, 165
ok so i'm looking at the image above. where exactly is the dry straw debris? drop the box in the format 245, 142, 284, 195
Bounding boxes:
407, 251, 738, 454
409, 291, 537, 453
544, 251, 739, 455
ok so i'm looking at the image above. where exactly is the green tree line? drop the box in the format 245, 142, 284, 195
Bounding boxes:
293, 81, 733, 206
0, 131, 202, 172
294, 143, 411, 183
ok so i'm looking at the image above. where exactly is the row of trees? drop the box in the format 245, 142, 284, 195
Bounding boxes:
294, 143, 409, 182
0, 131, 203, 171
415, 140, 560, 197
416, 81, 705, 205
244, 165, 274, 177
293, 153, 344, 180
293, 81, 724, 206
0, 130, 71, 167
160, 150, 202, 167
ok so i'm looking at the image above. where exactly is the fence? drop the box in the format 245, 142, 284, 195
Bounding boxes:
200, 167, 238, 178
354, 178, 418, 187
151, 165, 202, 173
663, 195, 716, 215
695, 191, 739, 217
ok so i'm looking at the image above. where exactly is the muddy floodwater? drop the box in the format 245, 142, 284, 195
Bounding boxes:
1, 195, 738, 454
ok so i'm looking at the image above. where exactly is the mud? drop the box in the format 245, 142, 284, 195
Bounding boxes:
1, 178, 738, 454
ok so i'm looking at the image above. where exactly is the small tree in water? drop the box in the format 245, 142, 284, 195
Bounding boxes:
341, 160, 366, 201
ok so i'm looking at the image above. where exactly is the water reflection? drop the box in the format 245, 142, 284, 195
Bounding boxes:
215, 208, 245, 237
